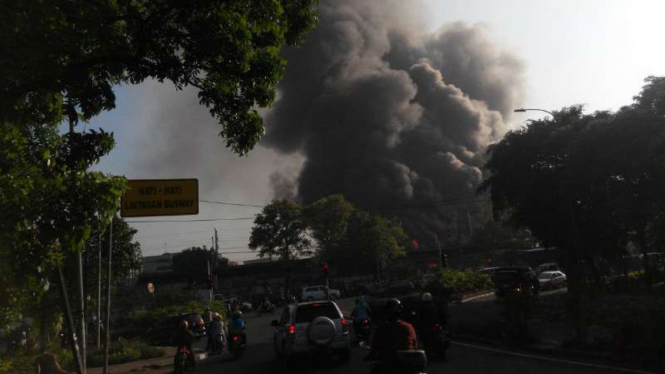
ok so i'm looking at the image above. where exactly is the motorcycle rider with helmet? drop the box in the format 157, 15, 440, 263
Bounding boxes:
173, 320, 196, 371
365, 299, 418, 373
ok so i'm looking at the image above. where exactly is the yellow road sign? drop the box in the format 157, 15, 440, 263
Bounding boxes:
121, 179, 199, 217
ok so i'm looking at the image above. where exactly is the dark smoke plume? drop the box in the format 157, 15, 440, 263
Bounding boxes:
263, 0, 524, 241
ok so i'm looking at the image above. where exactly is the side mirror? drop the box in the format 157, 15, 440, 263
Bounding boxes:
271, 320, 279, 327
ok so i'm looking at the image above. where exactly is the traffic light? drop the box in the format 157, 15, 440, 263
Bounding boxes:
205, 275, 214, 290
440, 252, 448, 267
322, 262, 329, 275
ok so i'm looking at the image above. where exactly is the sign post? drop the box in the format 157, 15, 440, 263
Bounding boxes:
121, 179, 199, 218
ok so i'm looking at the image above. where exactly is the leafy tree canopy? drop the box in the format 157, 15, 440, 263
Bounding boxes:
480, 77, 665, 282
304, 194, 354, 258
1, 0, 318, 154
249, 200, 312, 261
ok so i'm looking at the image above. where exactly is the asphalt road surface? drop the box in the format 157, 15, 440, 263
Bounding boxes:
192, 297, 655, 374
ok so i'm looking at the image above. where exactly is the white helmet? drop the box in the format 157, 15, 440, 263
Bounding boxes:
421, 292, 433, 302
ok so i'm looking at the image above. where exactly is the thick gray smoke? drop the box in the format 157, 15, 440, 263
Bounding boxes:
263, 0, 524, 240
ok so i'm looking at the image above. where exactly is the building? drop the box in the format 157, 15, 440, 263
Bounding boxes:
142, 253, 174, 274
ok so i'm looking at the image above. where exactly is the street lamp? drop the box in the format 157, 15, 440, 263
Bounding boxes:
514, 108, 554, 116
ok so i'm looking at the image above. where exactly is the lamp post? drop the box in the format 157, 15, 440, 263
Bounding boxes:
514, 108, 554, 116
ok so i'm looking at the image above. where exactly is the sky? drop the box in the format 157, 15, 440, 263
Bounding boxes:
91, 0, 665, 263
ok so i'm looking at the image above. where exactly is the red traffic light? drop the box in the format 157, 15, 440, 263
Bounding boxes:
322, 262, 329, 273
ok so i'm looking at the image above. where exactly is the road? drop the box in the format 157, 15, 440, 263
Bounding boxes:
189, 296, 653, 374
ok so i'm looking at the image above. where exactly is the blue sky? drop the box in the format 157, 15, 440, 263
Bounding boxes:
92, 0, 665, 262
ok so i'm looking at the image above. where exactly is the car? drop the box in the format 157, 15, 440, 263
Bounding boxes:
534, 262, 559, 275
147, 313, 206, 346
492, 267, 540, 297
300, 286, 341, 301
538, 270, 567, 290
271, 301, 351, 362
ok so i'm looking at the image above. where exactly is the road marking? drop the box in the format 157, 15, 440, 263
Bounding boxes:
452, 341, 659, 374
460, 292, 494, 303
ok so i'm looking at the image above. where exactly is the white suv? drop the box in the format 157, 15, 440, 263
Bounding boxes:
272, 301, 351, 362
300, 285, 341, 301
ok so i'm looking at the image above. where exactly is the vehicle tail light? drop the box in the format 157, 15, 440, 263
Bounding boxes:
433, 323, 441, 330
341, 319, 348, 332
312, 303, 321, 307
287, 324, 296, 335
361, 319, 369, 325
232, 335, 240, 342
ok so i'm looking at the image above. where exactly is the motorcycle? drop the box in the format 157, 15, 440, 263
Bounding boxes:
354, 318, 372, 345
209, 333, 226, 356
421, 323, 449, 361
366, 349, 428, 374
227, 332, 246, 359
173, 347, 195, 374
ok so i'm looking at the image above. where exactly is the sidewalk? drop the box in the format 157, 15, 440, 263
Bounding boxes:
86, 347, 221, 374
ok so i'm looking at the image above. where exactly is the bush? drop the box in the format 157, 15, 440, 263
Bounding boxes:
86, 338, 165, 367
424, 268, 492, 301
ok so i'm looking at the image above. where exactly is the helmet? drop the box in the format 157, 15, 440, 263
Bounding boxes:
179, 320, 189, 330
213, 312, 222, 321
232, 310, 242, 319
421, 292, 433, 303
383, 298, 402, 321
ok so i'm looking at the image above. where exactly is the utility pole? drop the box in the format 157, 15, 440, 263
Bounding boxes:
76, 252, 87, 373
435, 234, 442, 268
214, 228, 219, 268
97, 233, 102, 350
207, 260, 213, 302
103, 218, 113, 374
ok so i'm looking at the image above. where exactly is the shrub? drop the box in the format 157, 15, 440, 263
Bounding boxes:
86, 338, 164, 367
424, 268, 492, 301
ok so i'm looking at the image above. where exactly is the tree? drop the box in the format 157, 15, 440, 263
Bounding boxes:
249, 200, 311, 292
480, 77, 665, 287
83, 216, 142, 294
249, 200, 312, 261
0, 121, 124, 332
304, 194, 355, 262
346, 211, 408, 280
1, 0, 318, 155
172, 246, 220, 286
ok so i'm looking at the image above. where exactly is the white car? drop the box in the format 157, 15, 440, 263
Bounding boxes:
272, 301, 351, 362
538, 270, 567, 290
300, 286, 341, 301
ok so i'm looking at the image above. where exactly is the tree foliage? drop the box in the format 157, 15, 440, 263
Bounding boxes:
1, 0, 318, 154
0, 121, 124, 330
172, 246, 225, 285
249, 200, 312, 261
304, 194, 354, 259
480, 77, 665, 284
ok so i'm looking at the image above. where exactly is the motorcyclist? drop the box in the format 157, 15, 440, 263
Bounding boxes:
228, 309, 247, 345
173, 320, 196, 370
351, 296, 372, 330
208, 312, 226, 353
366, 299, 418, 373
416, 292, 444, 341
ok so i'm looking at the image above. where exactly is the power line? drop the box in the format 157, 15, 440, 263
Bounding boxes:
127, 217, 255, 223
135, 229, 212, 240
200, 199, 265, 208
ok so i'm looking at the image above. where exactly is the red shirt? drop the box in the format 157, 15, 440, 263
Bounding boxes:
371, 320, 418, 357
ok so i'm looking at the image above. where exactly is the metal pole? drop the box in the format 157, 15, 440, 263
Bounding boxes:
58, 264, 84, 374
435, 234, 442, 268
207, 260, 212, 302
103, 218, 113, 374
76, 252, 87, 373
97, 233, 102, 350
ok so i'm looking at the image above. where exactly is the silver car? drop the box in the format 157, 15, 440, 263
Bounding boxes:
272, 301, 351, 362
